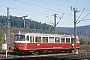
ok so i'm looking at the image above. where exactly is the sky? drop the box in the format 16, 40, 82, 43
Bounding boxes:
0, 0, 90, 27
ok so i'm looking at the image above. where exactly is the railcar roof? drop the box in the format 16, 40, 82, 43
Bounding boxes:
16, 32, 74, 37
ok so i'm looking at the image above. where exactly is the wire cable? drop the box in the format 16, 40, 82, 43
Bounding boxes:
34, 0, 71, 8
13, 0, 73, 16
76, 8, 85, 21
76, 13, 90, 24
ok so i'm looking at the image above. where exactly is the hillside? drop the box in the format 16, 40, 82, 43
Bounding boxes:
0, 15, 54, 33
56, 25, 90, 35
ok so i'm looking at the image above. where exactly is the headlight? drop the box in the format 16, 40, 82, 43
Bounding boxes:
20, 44, 22, 47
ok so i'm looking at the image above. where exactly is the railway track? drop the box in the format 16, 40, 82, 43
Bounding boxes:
0, 51, 90, 60
0, 51, 72, 58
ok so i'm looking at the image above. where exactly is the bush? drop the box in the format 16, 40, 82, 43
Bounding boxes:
0, 30, 4, 46
79, 38, 85, 45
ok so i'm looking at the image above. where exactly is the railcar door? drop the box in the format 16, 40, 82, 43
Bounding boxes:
29, 36, 35, 50
71, 38, 74, 47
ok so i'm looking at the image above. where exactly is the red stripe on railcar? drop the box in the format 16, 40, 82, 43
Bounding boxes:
13, 43, 80, 51
34, 43, 80, 50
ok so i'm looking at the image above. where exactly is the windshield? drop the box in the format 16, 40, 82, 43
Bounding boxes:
14, 35, 25, 41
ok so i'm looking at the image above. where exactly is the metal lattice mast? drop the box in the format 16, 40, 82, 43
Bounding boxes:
22, 15, 28, 32
72, 7, 78, 54
7, 7, 10, 50
53, 14, 58, 33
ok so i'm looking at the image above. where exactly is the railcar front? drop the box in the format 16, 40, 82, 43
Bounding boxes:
11, 33, 35, 53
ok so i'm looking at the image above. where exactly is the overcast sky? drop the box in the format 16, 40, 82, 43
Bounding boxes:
0, 0, 90, 27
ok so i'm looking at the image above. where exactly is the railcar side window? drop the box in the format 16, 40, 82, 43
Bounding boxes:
14, 35, 25, 41
61, 38, 65, 43
55, 37, 60, 42
27, 36, 29, 41
30, 36, 34, 42
71, 38, 74, 43
35, 36, 41, 42
49, 37, 54, 43
42, 37, 48, 43
66, 38, 70, 43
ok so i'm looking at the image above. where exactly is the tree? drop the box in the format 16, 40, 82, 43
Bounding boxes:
0, 29, 4, 46
79, 38, 84, 45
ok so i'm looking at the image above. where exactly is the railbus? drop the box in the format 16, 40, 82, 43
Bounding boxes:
11, 31, 80, 54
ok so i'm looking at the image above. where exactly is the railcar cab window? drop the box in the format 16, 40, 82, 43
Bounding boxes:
55, 37, 60, 42
14, 35, 25, 41
42, 37, 48, 43
35, 36, 41, 42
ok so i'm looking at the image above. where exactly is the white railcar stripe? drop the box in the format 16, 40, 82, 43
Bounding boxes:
14, 41, 30, 43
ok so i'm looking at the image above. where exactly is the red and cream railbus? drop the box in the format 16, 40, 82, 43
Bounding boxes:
11, 31, 80, 54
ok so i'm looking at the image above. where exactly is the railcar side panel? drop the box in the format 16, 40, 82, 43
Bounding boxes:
34, 43, 80, 50
13, 43, 80, 51
13, 43, 35, 51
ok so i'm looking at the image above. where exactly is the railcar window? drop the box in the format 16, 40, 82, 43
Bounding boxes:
49, 37, 54, 43
66, 38, 70, 43
30, 36, 34, 42
14, 35, 25, 41
27, 36, 29, 41
55, 37, 60, 42
35, 36, 41, 42
61, 38, 65, 43
71, 38, 74, 43
42, 37, 48, 43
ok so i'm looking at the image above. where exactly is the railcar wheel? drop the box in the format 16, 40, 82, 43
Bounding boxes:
67, 50, 72, 53
32, 52, 39, 55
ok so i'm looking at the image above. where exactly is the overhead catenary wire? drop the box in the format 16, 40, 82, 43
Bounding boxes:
0, 5, 73, 21
13, 0, 73, 16
62, 0, 90, 13
29, 0, 90, 21
76, 13, 90, 24
85, 10, 90, 12
0, 6, 73, 27
0, 0, 90, 27
62, 0, 86, 9
34, 0, 71, 8
56, 13, 65, 25
13, 0, 90, 16
0, 1, 84, 21
33, 0, 89, 22
46, 16, 54, 25
35, 0, 90, 16
0, 5, 7, 8
76, 8, 85, 21
0, 5, 51, 16
81, 13, 90, 20
11, 7, 50, 16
